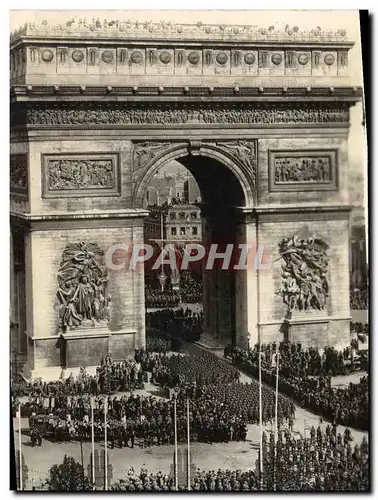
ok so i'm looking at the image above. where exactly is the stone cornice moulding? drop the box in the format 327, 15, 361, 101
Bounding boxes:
10, 209, 150, 221
236, 204, 353, 214
258, 316, 352, 326
10, 85, 363, 101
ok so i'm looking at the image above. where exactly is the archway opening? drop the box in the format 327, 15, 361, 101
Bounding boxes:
143, 153, 247, 348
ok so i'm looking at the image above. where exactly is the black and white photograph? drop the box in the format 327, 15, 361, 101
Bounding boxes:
9, 8, 369, 492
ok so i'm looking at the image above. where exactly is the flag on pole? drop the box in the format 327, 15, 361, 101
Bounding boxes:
271, 352, 277, 368
258, 348, 263, 490
273, 345, 280, 492
18, 404, 23, 491
104, 397, 108, 491
91, 397, 95, 490
174, 398, 178, 491
187, 399, 191, 491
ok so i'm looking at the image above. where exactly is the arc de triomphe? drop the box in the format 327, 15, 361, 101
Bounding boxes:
10, 20, 362, 378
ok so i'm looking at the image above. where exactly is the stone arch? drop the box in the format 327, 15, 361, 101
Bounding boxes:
132, 141, 256, 209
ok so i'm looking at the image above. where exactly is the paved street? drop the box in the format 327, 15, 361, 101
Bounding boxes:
351, 310, 368, 323
331, 371, 367, 388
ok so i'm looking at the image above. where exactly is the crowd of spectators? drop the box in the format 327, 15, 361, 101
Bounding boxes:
145, 271, 203, 308
260, 426, 368, 491
146, 308, 203, 343
12, 356, 145, 401
19, 390, 250, 447
11, 374, 30, 398
15, 348, 296, 447
110, 427, 368, 491
138, 350, 295, 428
350, 322, 369, 337
145, 331, 175, 353
178, 271, 203, 304
350, 288, 369, 310
225, 343, 369, 430
145, 286, 180, 309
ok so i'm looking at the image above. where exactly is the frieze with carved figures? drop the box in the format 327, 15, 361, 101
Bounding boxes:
16, 102, 350, 128
42, 153, 120, 198
269, 150, 338, 192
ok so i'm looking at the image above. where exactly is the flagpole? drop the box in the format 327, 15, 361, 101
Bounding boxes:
104, 397, 108, 491
174, 398, 178, 491
18, 404, 22, 491
187, 399, 191, 491
274, 346, 280, 492
91, 397, 95, 490
259, 348, 263, 490
160, 211, 165, 292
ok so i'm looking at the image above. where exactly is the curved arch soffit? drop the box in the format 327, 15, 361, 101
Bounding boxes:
133, 142, 255, 208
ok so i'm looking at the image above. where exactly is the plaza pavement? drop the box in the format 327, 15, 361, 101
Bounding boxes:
13, 363, 368, 490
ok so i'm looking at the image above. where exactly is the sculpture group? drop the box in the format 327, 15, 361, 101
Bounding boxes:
56, 242, 110, 332
278, 234, 329, 313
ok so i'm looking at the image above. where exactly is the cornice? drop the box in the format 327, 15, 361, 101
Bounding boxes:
193, 203, 352, 215
10, 85, 363, 102
11, 38, 354, 52
11, 209, 149, 220
10, 210, 149, 231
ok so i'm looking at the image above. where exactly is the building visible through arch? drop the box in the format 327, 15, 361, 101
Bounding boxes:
10, 19, 363, 378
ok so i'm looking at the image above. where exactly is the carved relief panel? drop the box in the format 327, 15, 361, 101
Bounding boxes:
311, 50, 338, 77
183, 50, 203, 76
278, 232, 330, 314
10, 154, 28, 194
42, 153, 120, 198
56, 242, 110, 333
213, 50, 231, 75
132, 142, 175, 182
285, 51, 312, 76
212, 140, 257, 190
337, 50, 349, 76
259, 50, 285, 76
268, 150, 338, 192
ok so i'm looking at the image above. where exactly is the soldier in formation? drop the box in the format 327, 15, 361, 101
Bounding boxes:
226, 342, 368, 430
